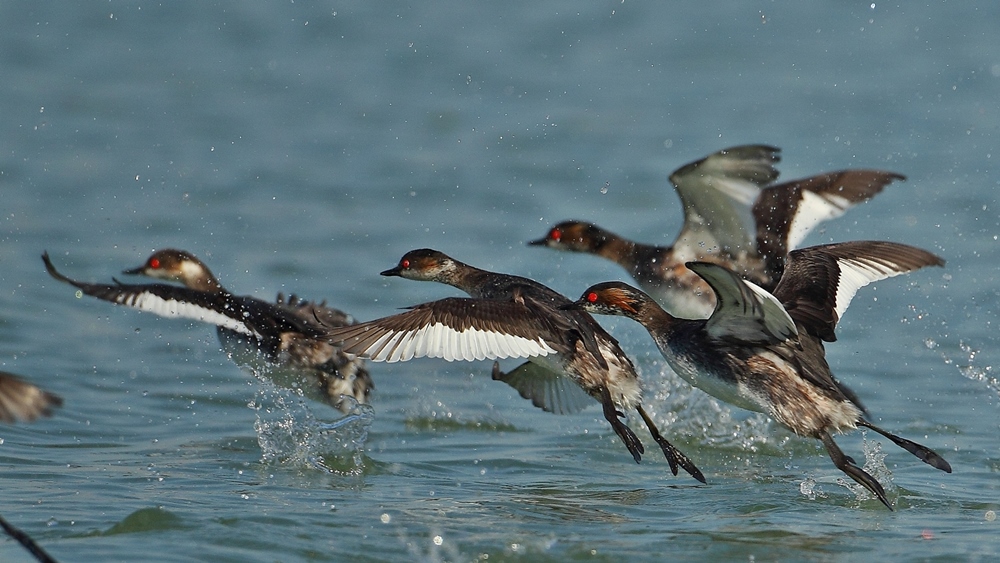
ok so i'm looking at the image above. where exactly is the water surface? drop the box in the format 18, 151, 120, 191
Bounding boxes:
2, 1, 999, 561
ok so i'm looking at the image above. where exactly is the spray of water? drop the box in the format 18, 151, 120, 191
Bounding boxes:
246, 365, 374, 475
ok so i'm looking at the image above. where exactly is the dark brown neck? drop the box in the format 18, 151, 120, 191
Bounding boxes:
633, 297, 677, 332
188, 273, 225, 293
438, 260, 488, 296
580, 227, 650, 268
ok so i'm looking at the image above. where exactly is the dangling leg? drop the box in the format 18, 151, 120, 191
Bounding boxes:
599, 385, 644, 464
820, 431, 892, 510
0, 513, 58, 563
636, 405, 706, 483
857, 419, 952, 473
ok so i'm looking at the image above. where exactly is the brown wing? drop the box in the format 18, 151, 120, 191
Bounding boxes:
772, 241, 944, 342
754, 170, 903, 280
0, 372, 62, 423
323, 297, 565, 363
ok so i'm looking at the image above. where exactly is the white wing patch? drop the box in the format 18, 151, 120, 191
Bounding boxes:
118, 291, 259, 338
707, 176, 761, 207
786, 190, 853, 250
364, 322, 557, 363
833, 256, 912, 320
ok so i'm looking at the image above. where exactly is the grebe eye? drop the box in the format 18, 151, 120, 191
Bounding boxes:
149, 258, 161, 269
550, 229, 562, 242
401, 259, 411, 269
586, 292, 598, 303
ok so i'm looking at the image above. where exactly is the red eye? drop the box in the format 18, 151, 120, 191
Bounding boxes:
401, 259, 411, 269
550, 229, 562, 242
587, 292, 598, 303
149, 258, 161, 269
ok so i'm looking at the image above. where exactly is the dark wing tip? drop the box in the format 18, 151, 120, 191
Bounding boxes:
41, 252, 75, 285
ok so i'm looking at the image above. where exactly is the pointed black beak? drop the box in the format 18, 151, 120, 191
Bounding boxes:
527, 237, 547, 246
380, 266, 402, 277
122, 265, 145, 275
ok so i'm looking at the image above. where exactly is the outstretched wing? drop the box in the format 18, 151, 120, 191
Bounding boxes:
491, 361, 595, 415
324, 297, 560, 363
42, 252, 316, 341
771, 241, 944, 342
671, 145, 780, 260
754, 170, 903, 277
687, 261, 797, 345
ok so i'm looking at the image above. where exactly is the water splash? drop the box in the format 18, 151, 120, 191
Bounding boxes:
640, 361, 776, 451
248, 367, 374, 475
799, 477, 826, 501
219, 338, 375, 474
834, 433, 893, 504
927, 338, 999, 397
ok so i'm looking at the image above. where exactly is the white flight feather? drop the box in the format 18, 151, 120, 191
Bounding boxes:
396, 330, 418, 362
833, 256, 909, 321
366, 331, 397, 362
361, 322, 556, 363
123, 292, 259, 338
489, 329, 511, 358
444, 328, 458, 362
376, 332, 405, 363
787, 190, 853, 250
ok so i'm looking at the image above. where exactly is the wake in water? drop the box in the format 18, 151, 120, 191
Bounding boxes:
641, 359, 906, 506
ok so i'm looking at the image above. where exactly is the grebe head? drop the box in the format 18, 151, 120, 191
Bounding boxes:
124, 249, 222, 292
529, 220, 610, 253
564, 281, 649, 318
380, 248, 459, 282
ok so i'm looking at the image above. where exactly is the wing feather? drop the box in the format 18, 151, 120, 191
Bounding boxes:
324, 298, 559, 363
671, 145, 781, 258
753, 170, 903, 278
772, 241, 944, 341
687, 261, 797, 345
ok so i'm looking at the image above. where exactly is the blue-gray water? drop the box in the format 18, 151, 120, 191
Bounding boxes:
2, 1, 998, 561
